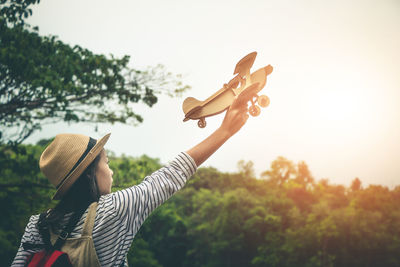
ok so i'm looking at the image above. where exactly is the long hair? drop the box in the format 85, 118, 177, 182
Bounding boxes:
37, 153, 101, 246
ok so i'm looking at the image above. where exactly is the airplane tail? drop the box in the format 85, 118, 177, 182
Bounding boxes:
264, 65, 273, 75
182, 97, 203, 121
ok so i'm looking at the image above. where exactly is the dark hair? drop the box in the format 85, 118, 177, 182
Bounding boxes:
37, 153, 102, 246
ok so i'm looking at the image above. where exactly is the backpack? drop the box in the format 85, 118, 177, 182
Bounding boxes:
23, 204, 89, 267
25, 250, 72, 267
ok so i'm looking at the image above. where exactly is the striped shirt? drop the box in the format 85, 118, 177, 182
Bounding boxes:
12, 152, 197, 266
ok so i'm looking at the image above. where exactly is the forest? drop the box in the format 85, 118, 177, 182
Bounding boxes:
1, 141, 399, 267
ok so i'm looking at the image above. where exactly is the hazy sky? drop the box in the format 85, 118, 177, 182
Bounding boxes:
26, 0, 400, 187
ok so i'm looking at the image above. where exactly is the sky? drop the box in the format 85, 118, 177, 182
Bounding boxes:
25, 0, 400, 187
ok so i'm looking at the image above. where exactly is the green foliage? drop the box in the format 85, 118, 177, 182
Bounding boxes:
0, 0, 40, 25
110, 154, 162, 189
127, 239, 162, 267
0, 0, 190, 144
1, 144, 400, 266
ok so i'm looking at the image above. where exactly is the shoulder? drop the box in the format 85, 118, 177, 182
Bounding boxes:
94, 194, 119, 223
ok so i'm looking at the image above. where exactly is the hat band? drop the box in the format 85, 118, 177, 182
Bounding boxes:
56, 137, 97, 189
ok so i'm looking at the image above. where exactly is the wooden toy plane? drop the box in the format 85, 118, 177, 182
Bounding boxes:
182, 52, 273, 128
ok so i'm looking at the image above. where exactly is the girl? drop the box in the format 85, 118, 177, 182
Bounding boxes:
12, 98, 249, 266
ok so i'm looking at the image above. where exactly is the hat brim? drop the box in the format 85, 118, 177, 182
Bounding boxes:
52, 133, 111, 200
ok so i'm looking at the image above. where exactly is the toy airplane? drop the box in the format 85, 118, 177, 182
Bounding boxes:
182, 52, 273, 128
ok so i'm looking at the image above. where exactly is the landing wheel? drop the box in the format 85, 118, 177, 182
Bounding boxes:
198, 118, 206, 128
257, 95, 270, 108
249, 105, 261, 117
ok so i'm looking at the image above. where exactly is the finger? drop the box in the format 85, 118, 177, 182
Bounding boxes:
230, 96, 243, 109
239, 106, 248, 114
241, 113, 249, 124
232, 99, 247, 111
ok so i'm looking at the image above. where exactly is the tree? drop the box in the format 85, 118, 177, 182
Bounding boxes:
350, 177, 362, 192
0, 0, 190, 144
237, 160, 255, 178
261, 156, 296, 186
294, 161, 314, 189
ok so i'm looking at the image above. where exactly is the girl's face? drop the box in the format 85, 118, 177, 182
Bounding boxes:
96, 149, 113, 195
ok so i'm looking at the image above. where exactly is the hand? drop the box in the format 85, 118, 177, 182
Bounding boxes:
219, 97, 249, 138
185, 96, 249, 167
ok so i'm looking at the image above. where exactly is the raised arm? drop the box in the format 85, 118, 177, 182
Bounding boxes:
99, 97, 249, 254
185, 97, 249, 167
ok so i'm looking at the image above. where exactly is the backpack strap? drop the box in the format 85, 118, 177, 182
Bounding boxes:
81, 202, 98, 236
53, 202, 92, 250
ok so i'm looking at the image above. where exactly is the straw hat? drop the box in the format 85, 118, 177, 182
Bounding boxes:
39, 133, 111, 200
